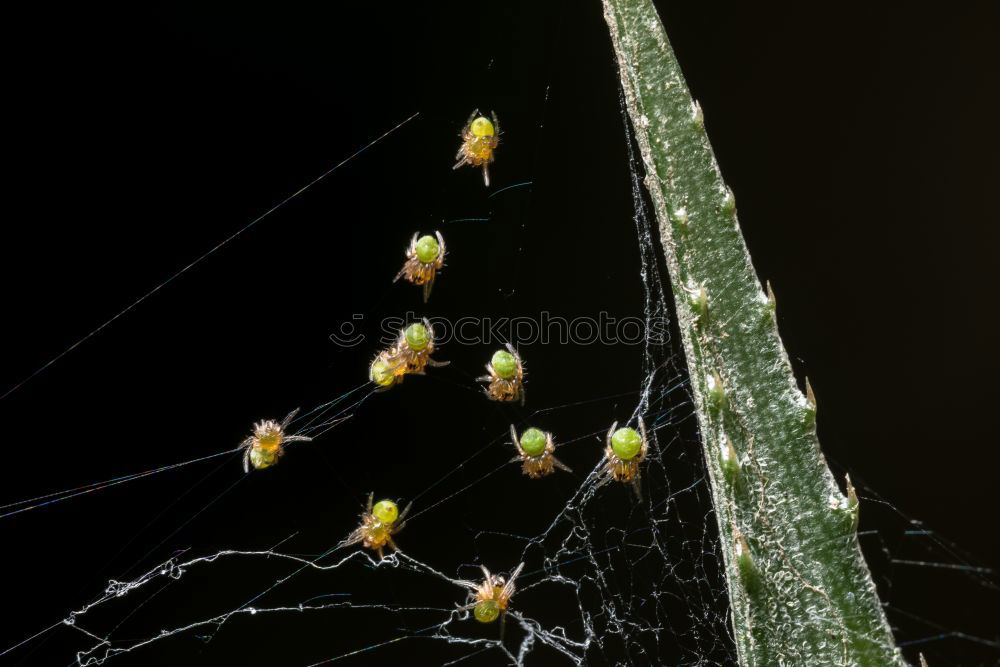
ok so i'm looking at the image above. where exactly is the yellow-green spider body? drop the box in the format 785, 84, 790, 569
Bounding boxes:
510, 425, 571, 478
388, 319, 450, 376
343, 493, 411, 560
454, 110, 500, 186
240, 408, 312, 472
601, 417, 649, 498
456, 562, 524, 635
394, 231, 446, 302
478, 343, 525, 405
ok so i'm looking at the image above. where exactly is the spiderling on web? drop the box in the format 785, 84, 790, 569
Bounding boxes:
599, 417, 648, 499
454, 109, 500, 187
239, 408, 312, 473
341, 492, 412, 560
478, 344, 526, 405
509, 425, 571, 479
369, 319, 450, 392
394, 231, 446, 302
455, 561, 524, 638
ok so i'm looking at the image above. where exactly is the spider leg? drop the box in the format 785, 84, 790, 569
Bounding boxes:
280, 407, 301, 430
397, 500, 413, 523
595, 459, 616, 487
606, 421, 618, 449
504, 563, 524, 593
509, 455, 523, 464
423, 274, 434, 302
376, 546, 384, 560
453, 579, 482, 594
467, 109, 479, 125
242, 446, 251, 473
427, 358, 450, 367
491, 110, 500, 136
386, 535, 401, 553
365, 491, 374, 513
510, 424, 523, 455
552, 456, 573, 473
482, 163, 490, 187
284, 434, 313, 444
338, 529, 364, 549
394, 265, 408, 283
389, 358, 406, 375
631, 477, 643, 502
499, 609, 507, 640
638, 417, 649, 460
519, 386, 526, 407
476, 374, 492, 382
454, 156, 468, 169
435, 230, 445, 256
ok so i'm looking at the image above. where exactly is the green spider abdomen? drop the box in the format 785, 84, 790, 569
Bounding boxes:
473, 599, 500, 623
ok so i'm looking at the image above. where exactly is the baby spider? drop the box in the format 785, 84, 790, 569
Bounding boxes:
601, 418, 648, 498
369, 348, 405, 391
343, 493, 411, 560
510, 425, 571, 479
240, 408, 313, 472
454, 109, 500, 186
394, 231, 446, 302
390, 320, 449, 375
456, 562, 524, 634
478, 344, 525, 405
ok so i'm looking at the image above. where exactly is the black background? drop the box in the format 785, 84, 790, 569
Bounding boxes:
2, 1, 998, 665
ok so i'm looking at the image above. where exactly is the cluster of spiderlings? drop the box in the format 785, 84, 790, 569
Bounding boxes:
357, 111, 647, 631
191, 107, 660, 646
369, 320, 449, 391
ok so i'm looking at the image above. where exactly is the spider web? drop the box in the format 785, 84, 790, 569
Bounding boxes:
6, 88, 737, 665
2, 3, 998, 666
